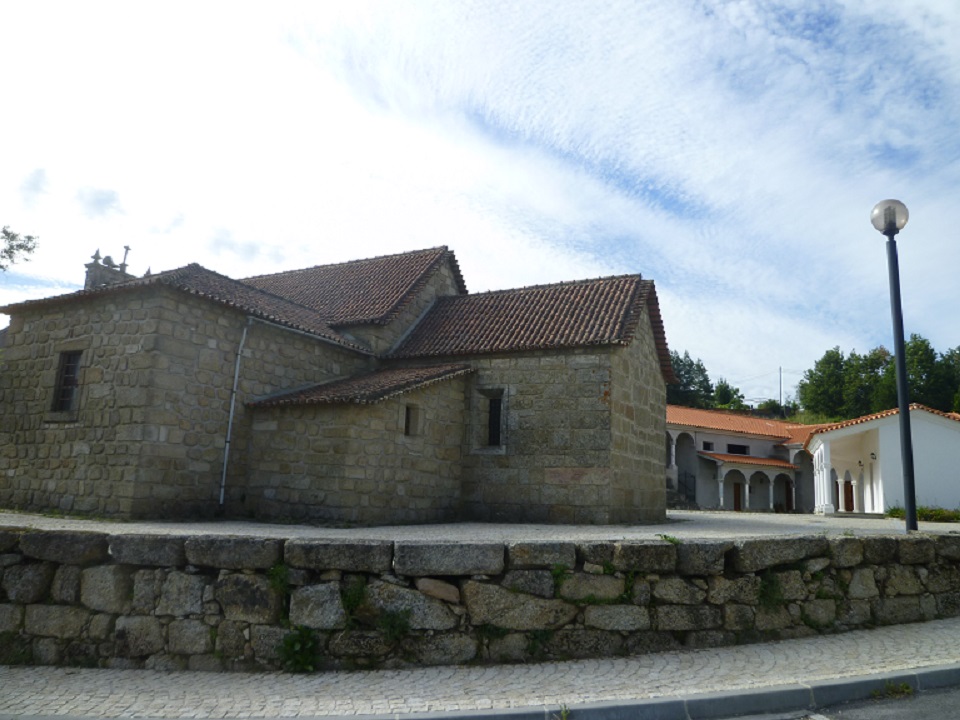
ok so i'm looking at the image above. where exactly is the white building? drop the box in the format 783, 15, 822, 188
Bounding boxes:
807, 404, 960, 514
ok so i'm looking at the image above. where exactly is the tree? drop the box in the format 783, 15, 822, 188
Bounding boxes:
1, 226, 38, 271
713, 378, 747, 410
797, 347, 846, 418
842, 346, 891, 418
877, 335, 956, 413
667, 351, 713, 408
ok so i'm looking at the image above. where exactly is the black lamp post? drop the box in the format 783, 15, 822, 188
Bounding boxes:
870, 199, 917, 532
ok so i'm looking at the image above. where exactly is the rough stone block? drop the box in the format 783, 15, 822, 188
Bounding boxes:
366, 579, 458, 630
394, 542, 504, 576
110, 535, 188, 566
872, 596, 923, 625
214, 574, 282, 624
802, 599, 836, 628
502, 570, 554, 599
507, 542, 576, 570
81, 565, 133, 614
411, 634, 477, 665
612, 542, 676, 573
168, 619, 213, 655
559, 573, 623, 602
544, 628, 624, 659
883, 565, 923, 596
0, 603, 24, 632
677, 541, 732, 576
328, 630, 392, 658
847, 568, 879, 599
115, 616, 165, 657
731, 536, 829, 573
898, 536, 936, 565
19, 531, 108, 566
723, 604, 755, 631
251, 625, 288, 661
284, 540, 392, 573
829, 538, 863, 568
935, 535, 960, 562
653, 577, 707, 605
463, 581, 576, 630
289, 584, 347, 630
2, 562, 56, 603
415, 578, 460, 604
185, 536, 281, 570
862, 536, 897, 565
655, 605, 722, 632
754, 606, 793, 631
583, 604, 650, 631
156, 571, 207, 617
25, 604, 91, 639
708, 575, 760, 605
50, 565, 82, 604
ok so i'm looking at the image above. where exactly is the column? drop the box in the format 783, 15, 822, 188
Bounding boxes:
767, 474, 775, 511
837, 476, 846, 512
791, 478, 797, 512
743, 476, 751, 511
718, 476, 725, 509
853, 478, 861, 513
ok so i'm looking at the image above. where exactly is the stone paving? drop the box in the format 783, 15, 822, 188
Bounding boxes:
3, 509, 960, 719
2, 617, 960, 718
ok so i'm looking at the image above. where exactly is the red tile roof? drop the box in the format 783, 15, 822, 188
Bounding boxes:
667, 405, 804, 440
804, 403, 960, 448
0, 264, 370, 352
698, 452, 798, 470
390, 276, 675, 382
242, 246, 466, 325
249, 363, 472, 407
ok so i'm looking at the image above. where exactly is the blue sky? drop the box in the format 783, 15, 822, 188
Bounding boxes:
2, 0, 958, 403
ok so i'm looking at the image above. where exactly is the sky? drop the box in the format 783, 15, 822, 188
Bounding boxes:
2, 0, 959, 404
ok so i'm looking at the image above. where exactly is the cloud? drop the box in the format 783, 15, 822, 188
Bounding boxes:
19, 168, 47, 206
76, 188, 121, 218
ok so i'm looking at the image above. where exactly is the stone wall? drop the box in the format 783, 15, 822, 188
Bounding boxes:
0, 287, 368, 519
243, 375, 468, 525
3, 528, 959, 671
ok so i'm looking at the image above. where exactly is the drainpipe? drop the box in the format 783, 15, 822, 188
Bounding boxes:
220, 317, 251, 507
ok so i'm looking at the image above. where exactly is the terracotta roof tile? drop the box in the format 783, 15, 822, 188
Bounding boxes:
249, 363, 472, 407
699, 452, 798, 470
390, 276, 675, 381
242, 247, 466, 325
0, 264, 369, 353
804, 403, 960, 448
667, 405, 804, 439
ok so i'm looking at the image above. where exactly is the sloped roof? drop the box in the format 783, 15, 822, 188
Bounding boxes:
242, 246, 466, 325
0, 264, 369, 353
249, 363, 472, 407
804, 403, 960, 449
699, 451, 798, 470
390, 276, 675, 381
667, 405, 804, 440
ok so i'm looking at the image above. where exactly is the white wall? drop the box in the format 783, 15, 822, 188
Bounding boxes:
877, 412, 960, 510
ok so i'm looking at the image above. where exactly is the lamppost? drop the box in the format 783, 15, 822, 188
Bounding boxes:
870, 199, 917, 532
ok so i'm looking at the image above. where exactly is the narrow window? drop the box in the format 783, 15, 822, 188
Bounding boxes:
487, 397, 502, 446
52, 351, 82, 412
403, 404, 421, 437
702, 441, 714, 451
727, 443, 749, 455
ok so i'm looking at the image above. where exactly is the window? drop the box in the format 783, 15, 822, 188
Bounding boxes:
403, 404, 422, 437
52, 351, 82, 412
702, 441, 714, 451
727, 443, 749, 455
487, 396, 502, 446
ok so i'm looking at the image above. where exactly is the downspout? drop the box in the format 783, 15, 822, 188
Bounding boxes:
220, 317, 251, 508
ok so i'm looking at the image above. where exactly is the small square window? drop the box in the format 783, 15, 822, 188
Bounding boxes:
702, 441, 714, 451
52, 351, 82, 412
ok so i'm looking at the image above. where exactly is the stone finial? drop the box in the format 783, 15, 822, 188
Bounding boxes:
91, 249, 101, 263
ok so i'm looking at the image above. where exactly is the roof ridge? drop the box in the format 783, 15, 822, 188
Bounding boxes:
443, 273, 643, 301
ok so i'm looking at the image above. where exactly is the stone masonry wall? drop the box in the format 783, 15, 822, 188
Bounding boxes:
243, 376, 467, 525
0, 287, 369, 520
459, 349, 613, 523
2, 528, 960, 671
609, 307, 667, 524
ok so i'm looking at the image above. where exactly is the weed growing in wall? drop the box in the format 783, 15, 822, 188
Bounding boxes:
279, 625, 319, 673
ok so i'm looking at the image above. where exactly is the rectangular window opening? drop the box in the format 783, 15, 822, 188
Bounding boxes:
727, 443, 749, 455
487, 397, 503, 447
702, 441, 714, 451
404, 404, 421, 437
52, 351, 82, 412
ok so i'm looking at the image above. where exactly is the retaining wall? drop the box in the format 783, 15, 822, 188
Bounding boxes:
2, 528, 959, 671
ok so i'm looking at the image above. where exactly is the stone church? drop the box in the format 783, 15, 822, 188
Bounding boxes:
0, 246, 673, 525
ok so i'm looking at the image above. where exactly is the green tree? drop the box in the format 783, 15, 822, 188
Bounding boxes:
667, 351, 714, 408
842, 346, 891, 418
714, 378, 747, 410
797, 347, 846, 418
877, 335, 956, 412
1, 226, 38, 271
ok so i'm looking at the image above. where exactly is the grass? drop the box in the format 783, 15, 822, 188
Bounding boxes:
887, 505, 960, 523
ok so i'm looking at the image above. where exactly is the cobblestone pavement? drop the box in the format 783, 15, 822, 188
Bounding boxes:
2, 508, 955, 541
2, 617, 960, 719
3, 509, 960, 719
